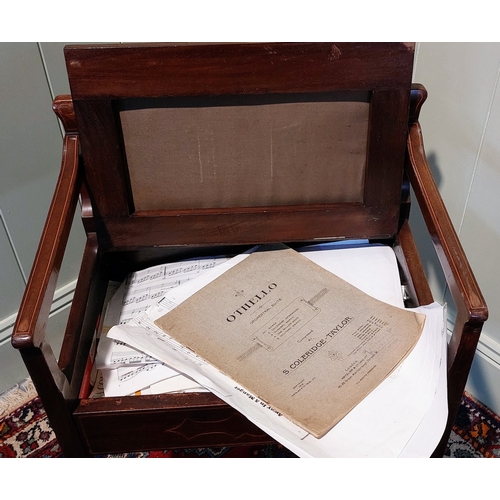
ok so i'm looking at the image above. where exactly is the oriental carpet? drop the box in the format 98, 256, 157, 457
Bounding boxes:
1, 378, 499, 458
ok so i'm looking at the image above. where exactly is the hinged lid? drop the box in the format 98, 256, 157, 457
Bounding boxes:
64, 42, 414, 250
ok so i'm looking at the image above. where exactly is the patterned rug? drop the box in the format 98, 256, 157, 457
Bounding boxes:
1, 379, 499, 457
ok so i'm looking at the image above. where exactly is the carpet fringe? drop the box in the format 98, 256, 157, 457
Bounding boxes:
0, 378, 37, 417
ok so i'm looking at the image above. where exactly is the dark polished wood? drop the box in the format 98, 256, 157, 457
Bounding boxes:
12, 123, 80, 352
11, 43, 487, 457
97, 205, 400, 251
67, 43, 413, 246
65, 43, 415, 98
74, 392, 275, 454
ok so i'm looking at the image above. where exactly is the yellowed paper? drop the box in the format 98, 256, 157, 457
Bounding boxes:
154, 244, 425, 438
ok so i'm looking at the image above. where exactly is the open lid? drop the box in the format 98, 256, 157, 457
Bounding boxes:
64, 42, 414, 250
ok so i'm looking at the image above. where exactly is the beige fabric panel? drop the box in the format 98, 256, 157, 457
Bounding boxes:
119, 94, 369, 211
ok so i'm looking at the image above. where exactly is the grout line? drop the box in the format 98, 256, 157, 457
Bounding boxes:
458, 58, 500, 235
37, 42, 55, 101
440, 58, 500, 305
412, 42, 420, 82
0, 209, 27, 284
37, 42, 65, 138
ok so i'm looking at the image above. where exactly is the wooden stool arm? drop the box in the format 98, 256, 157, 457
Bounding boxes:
406, 122, 488, 327
406, 120, 489, 456
12, 118, 81, 355
406, 117, 488, 433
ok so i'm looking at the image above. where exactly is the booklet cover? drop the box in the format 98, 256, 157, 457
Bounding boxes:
154, 244, 425, 438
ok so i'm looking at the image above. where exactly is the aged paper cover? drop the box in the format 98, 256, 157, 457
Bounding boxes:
154, 244, 425, 438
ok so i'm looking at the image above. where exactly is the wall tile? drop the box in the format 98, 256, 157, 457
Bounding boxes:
0, 43, 86, 297
0, 43, 67, 274
414, 43, 500, 227
411, 43, 500, 304
413, 43, 500, 411
457, 68, 500, 343
0, 221, 25, 320
39, 42, 73, 97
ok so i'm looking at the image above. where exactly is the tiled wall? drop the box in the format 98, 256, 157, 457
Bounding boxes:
1, 42, 500, 414
413, 43, 500, 413
0, 43, 85, 393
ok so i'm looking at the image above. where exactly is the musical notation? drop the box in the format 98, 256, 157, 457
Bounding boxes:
110, 351, 157, 365
117, 363, 157, 383
95, 254, 230, 396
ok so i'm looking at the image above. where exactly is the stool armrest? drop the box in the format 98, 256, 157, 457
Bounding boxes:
12, 124, 81, 353
406, 121, 488, 346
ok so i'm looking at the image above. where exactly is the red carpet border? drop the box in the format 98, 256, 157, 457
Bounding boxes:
1, 389, 499, 458
447, 392, 500, 457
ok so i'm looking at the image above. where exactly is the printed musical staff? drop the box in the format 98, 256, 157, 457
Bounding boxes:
95, 254, 230, 396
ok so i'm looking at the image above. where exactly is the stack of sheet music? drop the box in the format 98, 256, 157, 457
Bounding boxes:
92, 255, 229, 397
93, 241, 448, 457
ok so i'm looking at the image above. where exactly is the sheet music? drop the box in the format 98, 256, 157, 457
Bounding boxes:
110, 300, 445, 456
94, 255, 229, 396
107, 242, 447, 457
153, 244, 425, 439
101, 362, 180, 397
138, 375, 209, 395
109, 256, 230, 328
